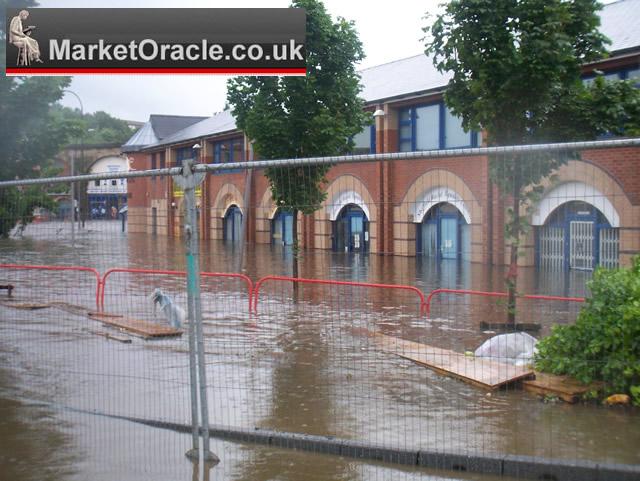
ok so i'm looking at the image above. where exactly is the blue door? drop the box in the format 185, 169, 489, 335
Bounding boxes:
272, 210, 294, 246
333, 204, 368, 253
283, 213, 294, 245
350, 215, 364, 251
224, 206, 242, 244
440, 217, 458, 259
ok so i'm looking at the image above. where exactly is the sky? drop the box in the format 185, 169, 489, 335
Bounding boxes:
34, 0, 442, 122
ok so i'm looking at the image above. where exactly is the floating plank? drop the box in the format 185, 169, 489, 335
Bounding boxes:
88, 312, 182, 339
0, 300, 50, 310
0, 284, 14, 297
91, 330, 133, 344
523, 372, 603, 403
370, 331, 534, 390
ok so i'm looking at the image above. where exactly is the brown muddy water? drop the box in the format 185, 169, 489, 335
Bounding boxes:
0, 220, 638, 481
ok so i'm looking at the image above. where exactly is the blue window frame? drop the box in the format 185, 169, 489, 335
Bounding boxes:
582, 66, 640, 88
175, 147, 192, 167
351, 124, 376, 154
398, 102, 479, 152
212, 137, 244, 174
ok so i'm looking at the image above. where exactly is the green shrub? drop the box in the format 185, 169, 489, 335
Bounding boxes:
535, 257, 640, 404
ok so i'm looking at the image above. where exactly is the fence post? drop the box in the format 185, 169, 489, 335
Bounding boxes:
174, 157, 218, 465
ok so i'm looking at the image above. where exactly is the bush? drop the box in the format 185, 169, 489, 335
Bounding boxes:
535, 257, 640, 404
0, 187, 55, 238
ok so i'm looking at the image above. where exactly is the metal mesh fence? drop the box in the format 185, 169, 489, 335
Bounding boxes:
1, 139, 639, 481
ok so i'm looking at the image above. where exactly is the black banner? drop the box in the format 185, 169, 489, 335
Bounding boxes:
5, 8, 306, 75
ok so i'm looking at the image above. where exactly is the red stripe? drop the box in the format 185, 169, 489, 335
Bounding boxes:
6, 67, 306, 75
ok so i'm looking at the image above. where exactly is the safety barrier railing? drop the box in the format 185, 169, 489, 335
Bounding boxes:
1, 264, 587, 319
0, 263, 102, 309
252, 275, 428, 315
424, 288, 585, 317
100, 267, 254, 311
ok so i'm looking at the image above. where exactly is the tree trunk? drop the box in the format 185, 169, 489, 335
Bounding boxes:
292, 208, 299, 301
506, 162, 521, 325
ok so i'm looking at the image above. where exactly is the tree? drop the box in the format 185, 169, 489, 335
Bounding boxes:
425, 0, 640, 323
227, 0, 370, 279
1, 1, 80, 236
51, 106, 135, 146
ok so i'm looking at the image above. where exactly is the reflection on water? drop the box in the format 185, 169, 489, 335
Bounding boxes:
0, 221, 637, 481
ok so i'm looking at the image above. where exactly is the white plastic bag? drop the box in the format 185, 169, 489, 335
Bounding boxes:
474, 332, 538, 366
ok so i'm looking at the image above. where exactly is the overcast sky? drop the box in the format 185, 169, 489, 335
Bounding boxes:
34, 0, 442, 121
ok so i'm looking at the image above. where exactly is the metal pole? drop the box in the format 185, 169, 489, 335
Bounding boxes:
70, 149, 75, 247
63, 89, 84, 239
175, 158, 218, 465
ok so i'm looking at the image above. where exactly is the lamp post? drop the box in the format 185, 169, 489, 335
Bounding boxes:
63, 89, 84, 243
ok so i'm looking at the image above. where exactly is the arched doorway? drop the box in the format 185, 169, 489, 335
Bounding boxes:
416, 202, 470, 260
271, 208, 294, 246
332, 204, 369, 253
223, 205, 243, 244
537, 201, 618, 270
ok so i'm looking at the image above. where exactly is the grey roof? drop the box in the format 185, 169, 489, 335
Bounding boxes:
150, 114, 207, 140
599, 0, 640, 54
121, 121, 158, 152
122, 114, 207, 152
128, 0, 639, 149
145, 110, 237, 150
360, 0, 640, 103
360, 54, 450, 103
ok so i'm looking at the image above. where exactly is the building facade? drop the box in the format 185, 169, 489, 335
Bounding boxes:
124, 0, 640, 271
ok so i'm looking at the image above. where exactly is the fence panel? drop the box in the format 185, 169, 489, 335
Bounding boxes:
2, 139, 640, 480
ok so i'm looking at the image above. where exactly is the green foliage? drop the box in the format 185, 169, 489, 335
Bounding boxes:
227, 0, 370, 215
51, 105, 135, 146
425, 0, 610, 145
0, 186, 55, 238
425, 0, 640, 321
535, 258, 640, 403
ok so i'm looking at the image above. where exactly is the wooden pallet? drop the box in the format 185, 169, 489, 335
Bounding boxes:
88, 312, 183, 339
523, 372, 603, 403
370, 332, 534, 390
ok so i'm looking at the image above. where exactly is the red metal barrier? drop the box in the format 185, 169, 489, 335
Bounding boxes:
424, 288, 585, 316
252, 275, 427, 315
100, 267, 254, 311
0, 263, 102, 309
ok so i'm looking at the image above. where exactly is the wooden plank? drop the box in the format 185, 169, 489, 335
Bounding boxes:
0, 301, 50, 310
91, 330, 133, 344
523, 372, 603, 403
370, 332, 534, 390
88, 312, 183, 339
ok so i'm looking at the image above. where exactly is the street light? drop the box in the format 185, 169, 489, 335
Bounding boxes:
62, 89, 84, 245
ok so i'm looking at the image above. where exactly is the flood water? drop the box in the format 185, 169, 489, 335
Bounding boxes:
0, 220, 638, 481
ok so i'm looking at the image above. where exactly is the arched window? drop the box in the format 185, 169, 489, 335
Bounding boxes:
223, 205, 243, 244
416, 202, 470, 260
332, 204, 369, 253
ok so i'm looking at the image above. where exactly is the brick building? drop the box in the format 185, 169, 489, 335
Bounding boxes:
124, 0, 640, 270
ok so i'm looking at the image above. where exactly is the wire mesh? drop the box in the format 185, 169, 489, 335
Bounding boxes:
1, 139, 639, 481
